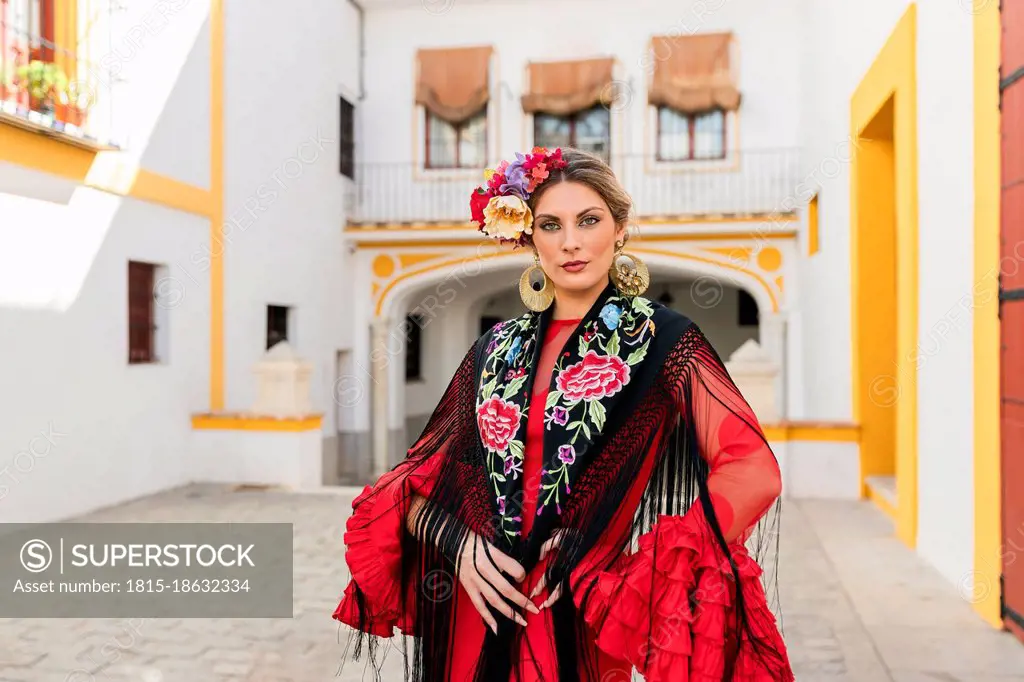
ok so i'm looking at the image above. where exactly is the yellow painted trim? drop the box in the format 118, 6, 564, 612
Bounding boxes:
191, 414, 323, 432
0, 123, 215, 217
850, 4, 918, 548
762, 422, 860, 443
372, 244, 783, 315
209, 0, 225, 412
972, 0, 1003, 628
808, 192, 820, 255
375, 250, 512, 315
125, 169, 214, 217
867, 480, 898, 522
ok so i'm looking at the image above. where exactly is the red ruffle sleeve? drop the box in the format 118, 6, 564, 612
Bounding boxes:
333, 341, 479, 637
570, 327, 794, 681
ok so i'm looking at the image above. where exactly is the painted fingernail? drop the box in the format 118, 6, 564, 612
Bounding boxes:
491, 622, 498, 635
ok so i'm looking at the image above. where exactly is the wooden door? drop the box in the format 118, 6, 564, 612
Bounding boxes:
1000, 0, 1024, 643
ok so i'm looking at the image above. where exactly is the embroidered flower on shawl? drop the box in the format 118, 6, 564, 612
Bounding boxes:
550, 405, 569, 426
556, 351, 630, 402
599, 303, 622, 330
503, 455, 523, 479
557, 444, 576, 465
496, 495, 506, 515
476, 397, 522, 453
504, 336, 523, 365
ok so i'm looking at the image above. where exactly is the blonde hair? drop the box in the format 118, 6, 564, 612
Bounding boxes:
526, 147, 634, 245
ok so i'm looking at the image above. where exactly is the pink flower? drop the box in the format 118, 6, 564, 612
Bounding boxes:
556, 350, 630, 402
476, 397, 522, 453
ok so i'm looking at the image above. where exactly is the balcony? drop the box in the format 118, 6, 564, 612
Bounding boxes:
345, 149, 803, 227
0, 6, 121, 149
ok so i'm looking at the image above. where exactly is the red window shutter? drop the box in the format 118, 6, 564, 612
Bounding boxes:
128, 262, 154, 363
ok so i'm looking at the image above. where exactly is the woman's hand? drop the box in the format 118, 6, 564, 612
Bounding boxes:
457, 532, 539, 634
528, 529, 571, 610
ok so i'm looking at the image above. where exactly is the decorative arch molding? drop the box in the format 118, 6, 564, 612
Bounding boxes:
372, 244, 783, 321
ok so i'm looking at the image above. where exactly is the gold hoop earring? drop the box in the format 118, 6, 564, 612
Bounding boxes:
609, 246, 650, 296
520, 255, 555, 312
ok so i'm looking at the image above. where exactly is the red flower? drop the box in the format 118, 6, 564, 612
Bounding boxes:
470, 188, 494, 227
476, 397, 522, 453
556, 351, 630, 402
547, 148, 567, 169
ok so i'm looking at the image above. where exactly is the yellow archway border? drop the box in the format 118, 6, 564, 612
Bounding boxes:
373, 244, 781, 317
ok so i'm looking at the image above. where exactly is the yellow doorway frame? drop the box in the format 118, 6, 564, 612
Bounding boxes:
850, 5, 918, 548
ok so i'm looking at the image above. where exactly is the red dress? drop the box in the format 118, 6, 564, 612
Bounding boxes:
335, 317, 792, 681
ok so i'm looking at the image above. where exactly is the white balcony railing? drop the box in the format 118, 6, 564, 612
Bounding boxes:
345, 149, 803, 225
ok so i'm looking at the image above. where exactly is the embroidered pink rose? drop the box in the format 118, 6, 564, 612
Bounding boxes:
556, 350, 630, 402
476, 397, 522, 453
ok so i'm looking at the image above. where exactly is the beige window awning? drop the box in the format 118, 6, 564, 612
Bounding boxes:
521, 57, 616, 116
415, 46, 493, 124
648, 32, 741, 114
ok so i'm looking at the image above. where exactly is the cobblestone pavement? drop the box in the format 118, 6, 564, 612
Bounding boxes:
1, 484, 1022, 681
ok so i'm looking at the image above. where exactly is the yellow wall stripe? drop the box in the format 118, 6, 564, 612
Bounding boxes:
191, 414, 323, 432
0, 122, 214, 217
763, 422, 860, 443
972, 0, 1003, 628
850, 5, 919, 548
209, 0, 225, 412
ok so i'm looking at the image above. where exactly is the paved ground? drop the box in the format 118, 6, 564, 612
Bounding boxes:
1, 484, 1022, 681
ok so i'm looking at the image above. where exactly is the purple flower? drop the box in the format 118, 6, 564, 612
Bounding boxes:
504, 456, 523, 479
556, 503, 562, 515
497, 495, 506, 515
551, 406, 569, 426
499, 154, 530, 198
558, 444, 575, 465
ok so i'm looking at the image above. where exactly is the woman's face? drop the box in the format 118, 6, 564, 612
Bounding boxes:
530, 181, 625, 297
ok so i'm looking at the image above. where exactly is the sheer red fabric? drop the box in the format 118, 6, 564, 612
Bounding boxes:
334, 319, 792, 681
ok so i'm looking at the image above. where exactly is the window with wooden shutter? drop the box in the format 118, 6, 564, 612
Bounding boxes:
128, 261, 155, 364
339, 96, 355, 179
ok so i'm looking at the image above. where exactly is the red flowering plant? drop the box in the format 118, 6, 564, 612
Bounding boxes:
469, 147, 567, 247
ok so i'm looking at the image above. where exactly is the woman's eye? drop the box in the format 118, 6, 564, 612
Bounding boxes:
541, 221, 560, 231
579, 215, 599, 227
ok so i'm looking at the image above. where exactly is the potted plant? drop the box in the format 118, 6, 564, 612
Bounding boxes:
61, 79, 94, 128
15, 60, 68, 116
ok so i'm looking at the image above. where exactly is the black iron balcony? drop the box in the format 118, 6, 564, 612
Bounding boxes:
345, 148, 803, 226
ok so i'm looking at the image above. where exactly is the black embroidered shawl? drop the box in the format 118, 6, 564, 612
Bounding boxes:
335, 281, 789, 681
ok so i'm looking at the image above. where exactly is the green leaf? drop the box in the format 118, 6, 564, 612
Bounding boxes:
545, 390, 563, 409
581, 421, 591, 439
588, 400, 606, 431
481, 376, 498, 398
508, 439, 524, 460
578, 334, 590, 357
491, 472, 506, 482
626, 340, 650, 366
633, 297, 654, 316
606, 331, 620, 356
567, 420, 582, 430
502, 375, 527, 400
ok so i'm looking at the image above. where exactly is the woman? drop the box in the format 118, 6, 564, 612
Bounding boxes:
333, 147, 794, 682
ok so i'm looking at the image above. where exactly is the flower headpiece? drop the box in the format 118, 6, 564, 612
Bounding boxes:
470, 147, 568, 247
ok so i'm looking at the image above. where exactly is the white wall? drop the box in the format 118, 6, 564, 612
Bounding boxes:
800, 1, 977, 587
0, 178, 210, 522
0, 0, 214, 521
220, 0, 358, 436
359, 0, 803, 164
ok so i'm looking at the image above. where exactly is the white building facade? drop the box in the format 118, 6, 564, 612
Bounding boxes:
0, 0, 1015, 639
